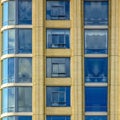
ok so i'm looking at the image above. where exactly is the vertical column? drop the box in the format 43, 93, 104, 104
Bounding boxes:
32, 0, 45, 120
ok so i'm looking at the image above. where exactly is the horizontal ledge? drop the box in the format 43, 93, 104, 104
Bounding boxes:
85, 83, 108, 86
85, 54, 108, 58
85, 112, 107, 116
84, 26, 108, 29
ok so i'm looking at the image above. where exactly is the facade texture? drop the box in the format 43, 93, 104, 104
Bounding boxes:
0, 0, 120, 120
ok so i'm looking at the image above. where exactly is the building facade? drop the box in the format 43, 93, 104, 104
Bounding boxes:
0, 0, 120, 120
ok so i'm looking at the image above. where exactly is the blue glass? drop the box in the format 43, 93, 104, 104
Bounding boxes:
3, 2, 8, 26
18, 29, 32, 53
2, 116, 32, 120
85, 87, 107, 112
2, 58, 15, 83
47, 116, 70, 120
47, 29, 70, 48
85, 30, 108, 54
2, 87, 32, 113
46, 87, 70, 107
46, 58, 70, 77
85, 58, 108, 83
84, 1, 108, 25
46, 1, 70, 20
85, 116, 107, 120
18, 0, 32, 24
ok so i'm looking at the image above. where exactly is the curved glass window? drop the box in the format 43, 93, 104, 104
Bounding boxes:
2, 87, 32, 113
2, 116, 32, 120
47, 116, 70, 120
85, 87, 107, 112
2, 29, 32, 54
85, 58, 108, 83
2, 0, 32, 26
2, 58, 32, 84
85, 116, 107, 120
85, 30, 108, 54
84, 1, 108, 25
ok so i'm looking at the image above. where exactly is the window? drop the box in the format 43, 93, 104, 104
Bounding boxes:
46, 58, 70, 77
2, 116, 32, 120
85, 58, 108, 83
2, 0, 32, 26
2, 58, 32, 84
85, 87, 107, 112
2, 29, 32, 54
47, 29, 70, 48
85, 116, 107, 120
85, 30, 108, 54
84, 1, 108, 25
47, 116, 70, 120
2, 87, 32, 113
46, 87, 70, 107
46, 0, 70, 20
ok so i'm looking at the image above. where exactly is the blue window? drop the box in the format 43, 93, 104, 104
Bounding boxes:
2, 87, 32, 113
46, 0, 70, 20
2, 58, 32, 84
85, 116, 107, 120
84, 1, 108, 25
2, 116, 32, 120
2, 29, 32, 54
47, 116, 70, 120
46, 58, 70, 77
2, 0, 32, 26
47, 29, 70, 48
85, 58, 108, 83
46, 87, 70, 107
85, 30, 108, 54
85, 87, 107, 112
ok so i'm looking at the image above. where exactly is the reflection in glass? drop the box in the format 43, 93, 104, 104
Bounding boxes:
46, 1, 70, 20
46, 87, 70, 107
2, 116, 32, 120
47, 116, 70, 120
47, 29, 70, 48
85, 30, 108, 54
85, 116, 107, 120
85, 58, 108, 83
85, 87, 107, 112
84, 1, 108, 25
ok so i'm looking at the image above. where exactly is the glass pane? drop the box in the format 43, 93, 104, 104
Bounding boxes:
2, 116, 15, 120
18, 29, 32, 53
3, 2, 8, 26
85, 58, 108, 83
18, 58, 32, 82
47, 29, 70, 48
18, 0, 32, 24
46, 1, 70, 20
85, 87, 107, 112
85, 30, 108, 54
47, 116, 70, 120
17, 87, 32, 112
46, 87, 70, 107
85, 116, 107, 120
84, 1, 108, 25
2, 116, 32, 120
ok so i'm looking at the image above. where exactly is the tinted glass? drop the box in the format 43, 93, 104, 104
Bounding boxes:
46, 1, 70, 20
46, 87, 70, 107
18, 0, 32, 24
85, 116, 107, 120
85, 87, 107, 112
85, 30, 108, 54
84, 1, 108, 25
85, 58, 108, 83
2, 116, 32, 120
47, 116, 70, 120
47, 29, 70, 48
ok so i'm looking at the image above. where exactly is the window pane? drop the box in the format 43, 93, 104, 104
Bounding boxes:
85, 58, 108, 83
85, 116, 107, 120
46, 87, 70, 107
85, 87, 107, 112
18, 58, 32, 82
47, 29, 70, 48
18, 29, 32, 53
47, 116, 70, 120
84, 1, 108, 25
3, 2, 8, 26
85, 30, 108, 54
18, 0, 32, 24
2, 116, 15, 120
2, 116, 32, 120
46, 58, 70, 77
46, 1, 70, 20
